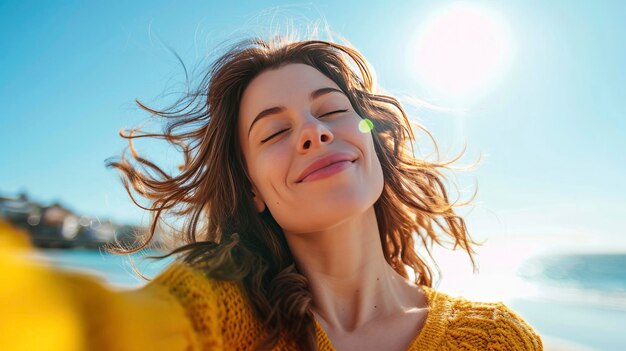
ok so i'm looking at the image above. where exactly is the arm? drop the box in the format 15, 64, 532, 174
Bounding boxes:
0, 247, 201, 351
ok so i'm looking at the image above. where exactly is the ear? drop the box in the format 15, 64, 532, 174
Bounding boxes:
250, 185, 266, 213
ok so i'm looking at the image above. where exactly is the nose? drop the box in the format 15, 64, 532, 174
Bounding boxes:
296, 118, 334, 152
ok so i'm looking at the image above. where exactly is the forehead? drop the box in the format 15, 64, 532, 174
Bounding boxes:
238, 63, 340, 123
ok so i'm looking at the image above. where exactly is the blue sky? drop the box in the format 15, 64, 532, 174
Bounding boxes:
1, 1, 624, 249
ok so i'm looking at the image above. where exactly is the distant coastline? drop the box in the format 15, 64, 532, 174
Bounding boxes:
0, 192, 154, 250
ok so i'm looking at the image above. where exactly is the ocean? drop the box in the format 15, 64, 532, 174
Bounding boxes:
518, 253, 626, 294
36, 247, 626, 350
513, 253, 626, 350
33, 248, 175, 289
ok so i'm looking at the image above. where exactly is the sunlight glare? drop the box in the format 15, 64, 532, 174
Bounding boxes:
407, 3, 514, 102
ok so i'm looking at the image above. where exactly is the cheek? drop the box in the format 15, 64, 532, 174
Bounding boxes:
250, 149, 290, 199
363, 133, 385, 193
338, 116, 383, 186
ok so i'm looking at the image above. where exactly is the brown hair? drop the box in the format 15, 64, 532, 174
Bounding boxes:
107, 35, 482, 350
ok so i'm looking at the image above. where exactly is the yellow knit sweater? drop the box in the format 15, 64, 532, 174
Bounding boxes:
1, 253, 544, 351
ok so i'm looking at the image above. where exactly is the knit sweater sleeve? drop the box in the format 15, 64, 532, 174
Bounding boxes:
440, 297, 543, 351
0, 251, 203, 351
149, 263, 281, 350
488, 302, 543, 351
148, 263, 226, 350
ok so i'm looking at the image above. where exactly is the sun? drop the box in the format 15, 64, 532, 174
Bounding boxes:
407, 3, 514, 102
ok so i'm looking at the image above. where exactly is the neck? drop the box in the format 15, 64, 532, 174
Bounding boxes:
284, 206, 419, 333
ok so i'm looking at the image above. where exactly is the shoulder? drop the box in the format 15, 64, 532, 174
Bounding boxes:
420, 286, 544, 351
150, 262, 240, 302
450, 298, 543, 351
148, 262, 266, 348
149, 262, 253, 319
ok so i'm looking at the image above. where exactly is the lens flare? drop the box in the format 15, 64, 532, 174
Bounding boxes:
358, 119, 374, 133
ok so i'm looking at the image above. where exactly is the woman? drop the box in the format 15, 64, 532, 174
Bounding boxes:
0, 35, 543, 350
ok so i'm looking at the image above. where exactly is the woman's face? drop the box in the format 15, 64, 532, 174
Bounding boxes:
238, 63, 384, 234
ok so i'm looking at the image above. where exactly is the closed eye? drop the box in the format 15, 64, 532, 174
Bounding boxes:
319, 109, 349, 118
260, 109, 349, 143
261, 129, 289, 143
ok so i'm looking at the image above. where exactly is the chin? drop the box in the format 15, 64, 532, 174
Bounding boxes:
280, 196, 379, 233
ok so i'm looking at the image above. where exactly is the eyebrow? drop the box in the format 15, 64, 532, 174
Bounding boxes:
247, 87, 346, 138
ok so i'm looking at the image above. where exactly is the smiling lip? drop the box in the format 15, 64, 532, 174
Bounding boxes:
296, 152, 357, 183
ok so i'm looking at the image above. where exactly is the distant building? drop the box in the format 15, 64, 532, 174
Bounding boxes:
0, 192, 146, 249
